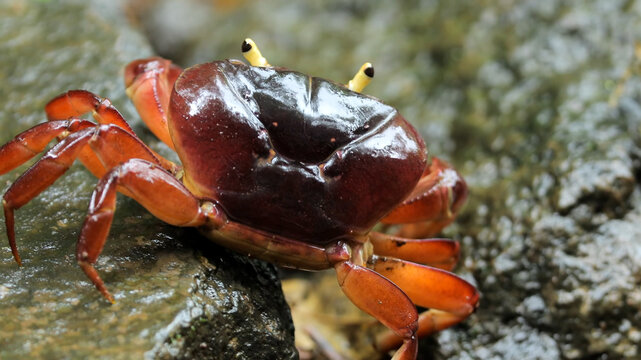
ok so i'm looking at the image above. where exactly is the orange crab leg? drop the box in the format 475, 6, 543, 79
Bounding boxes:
0, 119, 94, 175
45, 90, 136, 134
44, 89, 176, 174
3, 129, 97, 265
369, 231, 459, 271
124, 57, 183, 150
370, 256, 479, 353
2, 125, 169, 265
77, 159, 205, 302
381, 157, 468, 238
335, 261, 418, 360
76, 158, 345, 302
45, 91, 115, 179
202, 221, 347, 271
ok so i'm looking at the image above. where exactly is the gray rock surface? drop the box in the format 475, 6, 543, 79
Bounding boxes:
0, 1, 296, 359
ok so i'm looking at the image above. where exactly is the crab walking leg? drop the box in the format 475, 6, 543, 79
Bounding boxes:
45, 90, 136, 134
381, 157, 468, 238
44, 91, 123, 178
45, 89, 177, 173
370, 257, 479, 353
3, 128, 101, 265
0, 119, 95, 175
77, 159, 205, 303
124, 57, 183, 150
335, 261, 419, 360
2, 125, 170, 265
78, 158, 343, 302
369, 231, 459, 271
201, 222, 346, 271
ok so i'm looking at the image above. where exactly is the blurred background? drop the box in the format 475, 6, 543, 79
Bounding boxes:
1, 0, 641, 359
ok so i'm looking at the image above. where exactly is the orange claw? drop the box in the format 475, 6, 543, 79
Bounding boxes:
381, 157, 468, 238
124, 57, 183, 150
335, 261, 418, 360
75, 157, 343, 302
370, 256, 479, 353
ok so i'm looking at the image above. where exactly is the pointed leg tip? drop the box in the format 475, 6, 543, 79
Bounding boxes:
11, 248, 22, 266
97, 284, 116, 305
78, 260, 115, 304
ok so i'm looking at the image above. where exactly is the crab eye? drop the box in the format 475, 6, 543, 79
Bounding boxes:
241, 39, 252, 53
347, 63, 375, 93
241, 38, 270, 67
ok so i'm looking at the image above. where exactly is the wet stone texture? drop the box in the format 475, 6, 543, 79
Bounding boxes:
130, 0, 641, 359
0, 1, 296, 359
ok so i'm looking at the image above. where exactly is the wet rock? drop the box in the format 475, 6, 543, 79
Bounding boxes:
0, 1, 296, 359
130, 0, 641, 359
438, 0, 641, 358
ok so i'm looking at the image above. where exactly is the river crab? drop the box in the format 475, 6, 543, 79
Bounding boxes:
0, 39, 479, 359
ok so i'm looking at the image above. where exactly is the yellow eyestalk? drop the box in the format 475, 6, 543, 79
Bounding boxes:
242, 38, 270, 67
347, 62, 374, 93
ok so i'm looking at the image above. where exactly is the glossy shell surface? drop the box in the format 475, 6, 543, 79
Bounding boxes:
169, 60, 427, 244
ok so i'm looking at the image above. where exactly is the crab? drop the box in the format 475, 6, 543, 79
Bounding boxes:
0, 39, 479, 359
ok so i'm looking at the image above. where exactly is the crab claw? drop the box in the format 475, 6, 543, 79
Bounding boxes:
381, 157, 468, 238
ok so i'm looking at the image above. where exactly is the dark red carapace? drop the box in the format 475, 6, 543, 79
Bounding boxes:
171, 60, 426, 244
0, 42, 478, 360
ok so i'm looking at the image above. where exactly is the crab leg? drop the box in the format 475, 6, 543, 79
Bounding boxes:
369, 231, 459, 271
3, 128, 101, 265
335, 261, 418, 360
77, 159, 205, 302
76, 158, 344, 302
202, 222, 346, 271
45, 89, 177, 173
46, 90, 136, 133
369, 256, 479, 353
381, 157, 468, 238
2, 125, 169, 265
0, 119, 94, 175
124, 57, 183, 150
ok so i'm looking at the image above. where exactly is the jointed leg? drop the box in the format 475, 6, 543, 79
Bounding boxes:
3, 127, 105, 265
46, 90, 136, 134
2, 124, 172, 265
75, 158, 344, 302
369, 231, 459, 271
335, 261, 418, 360
45, 89, 177, 173
76, 159, 208, 302
369, 256, 479, 353
381, 157, 468, 238
0, 119, 94, 175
